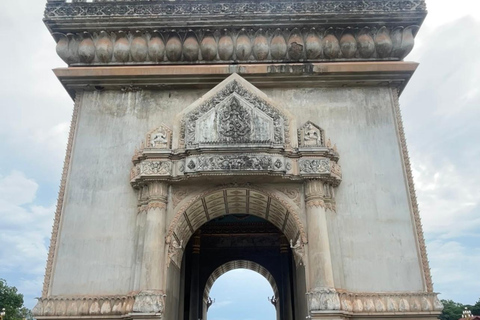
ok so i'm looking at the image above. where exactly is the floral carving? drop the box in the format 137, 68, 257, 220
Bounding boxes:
141, 161, 172, 175
186, 155, 279, 172
217, 98, 251, 141
277, 187, 301, 207
299, 158, 330, 174
182, 80, 288, 147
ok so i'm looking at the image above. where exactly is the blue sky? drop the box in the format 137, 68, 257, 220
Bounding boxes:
0, 0, 479, 318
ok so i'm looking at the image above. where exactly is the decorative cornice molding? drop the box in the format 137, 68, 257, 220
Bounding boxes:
52, 26, 417, 66
42, 93, 82, 297
391, 89, 433, 292
307, 290, 442, 313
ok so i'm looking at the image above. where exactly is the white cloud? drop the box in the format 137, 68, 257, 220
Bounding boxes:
0, 171, 54, 278
428, 239, 480, 304
413, 160, 480, 239
0, 171, 38, 206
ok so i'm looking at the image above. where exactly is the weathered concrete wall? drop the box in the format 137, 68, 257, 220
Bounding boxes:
50, 85, 423, 295
263, 87, 423, 292
50, 89, 205, 295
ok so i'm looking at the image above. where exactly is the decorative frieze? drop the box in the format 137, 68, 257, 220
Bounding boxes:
53, 26, 417, 66
45, 0, 426, 19
307, 291, 443, 313
32, 295, 135, 317
184, 154, 284, 173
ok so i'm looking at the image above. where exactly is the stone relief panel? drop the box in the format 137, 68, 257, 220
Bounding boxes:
184, 154, 287, 173
181, 78, 289, 148
146, 125, 172, 149
299, 158, 330, 174
195, 95, 274, 144
299, 121, 324, 147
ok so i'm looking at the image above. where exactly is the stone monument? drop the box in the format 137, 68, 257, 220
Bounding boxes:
33, 1, 442, 320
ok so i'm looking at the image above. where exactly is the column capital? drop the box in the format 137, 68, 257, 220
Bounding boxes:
305, 180, 325, 208
147, 181, 169, 204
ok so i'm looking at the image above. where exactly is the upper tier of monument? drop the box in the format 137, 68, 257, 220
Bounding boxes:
45, 0, 426, 66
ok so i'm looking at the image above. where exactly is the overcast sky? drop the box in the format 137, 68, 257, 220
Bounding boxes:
0, 0, 479, 319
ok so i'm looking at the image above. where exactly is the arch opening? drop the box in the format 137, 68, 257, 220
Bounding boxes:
178, 214, 303, 320
168, 187, 306, 268
206, 268, 277, 320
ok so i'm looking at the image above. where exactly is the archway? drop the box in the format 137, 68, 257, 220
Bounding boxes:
173, 198, 306, 320
206, 266, 277, 320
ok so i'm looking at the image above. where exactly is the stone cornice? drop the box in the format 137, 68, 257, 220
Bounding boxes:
52, 26, 417, 66
53, 62, 418, 99
44, 0, 426, 33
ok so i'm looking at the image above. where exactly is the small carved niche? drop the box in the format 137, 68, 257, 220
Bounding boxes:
145, 125, 173, 149
298, 121, 324, 147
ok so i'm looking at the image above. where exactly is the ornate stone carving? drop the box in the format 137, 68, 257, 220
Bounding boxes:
182, 80, 288, 147
45, 1, 426, 20
392, 89, 433, 292
166, 236, 183, 267
299, 121, 324, 147
217, 98, 252, 141
308, 288, 341, 311
141, 161, 172, 176
299, 158, 330, 174
146, 125, 172, 149
172, 187, 190, 208
184, 154, 283, 172
307, 291, 442, 313
277, 186, 302, 207
290, 238, 306, 266
133, 291, 166, 314
32, 295, 135, 317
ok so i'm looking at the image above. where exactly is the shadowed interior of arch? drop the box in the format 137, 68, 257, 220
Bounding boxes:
179, 214, 303, 320
206, 268, 277, 320
170, 188, 303, 257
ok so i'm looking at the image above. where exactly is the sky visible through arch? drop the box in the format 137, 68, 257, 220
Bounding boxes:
0, 0, 479, 313
208, 269, 276, 320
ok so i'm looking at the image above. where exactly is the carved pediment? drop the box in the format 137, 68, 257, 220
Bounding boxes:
180, 73, 291, 148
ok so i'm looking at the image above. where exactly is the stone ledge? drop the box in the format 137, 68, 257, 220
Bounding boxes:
53, 61, 418, 98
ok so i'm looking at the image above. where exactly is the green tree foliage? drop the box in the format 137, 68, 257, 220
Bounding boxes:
439, 298, 480, 320
440, 300, 465, 320
0, 279, 31, 320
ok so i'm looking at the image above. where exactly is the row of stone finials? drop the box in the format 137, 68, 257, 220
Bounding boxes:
55, 27, 416, 65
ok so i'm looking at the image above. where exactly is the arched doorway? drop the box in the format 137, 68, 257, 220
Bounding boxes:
179, 214, 298, 320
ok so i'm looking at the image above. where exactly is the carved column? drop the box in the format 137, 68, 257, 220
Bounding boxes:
304, 180, 339, 311
133, 181, 168, 315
